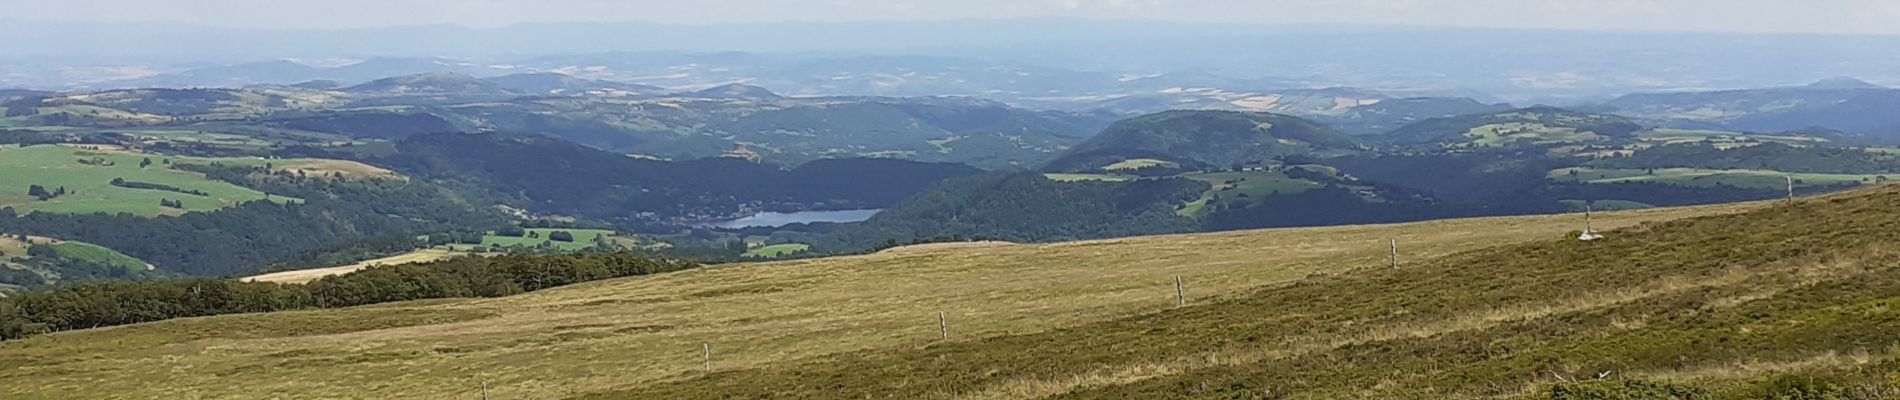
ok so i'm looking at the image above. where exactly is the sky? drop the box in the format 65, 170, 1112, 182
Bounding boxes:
4, 0, 1900, 35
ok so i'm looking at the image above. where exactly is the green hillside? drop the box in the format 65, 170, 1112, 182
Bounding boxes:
462, 228, 616, 252
1387, 107, 1641, 147
607, 185, 1900, 399
0, 235, 153, 289
45, 241, 148, 272
0, 144, 300, 216
1045, 110, 1357, 172
0, 195, 1755, 399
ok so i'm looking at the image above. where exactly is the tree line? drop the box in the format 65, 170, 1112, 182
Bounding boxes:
0, 252, 697, 341
0, 165, 509, 277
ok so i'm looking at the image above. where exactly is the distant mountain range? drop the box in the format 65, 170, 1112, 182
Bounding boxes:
1601, 78, 1900, 139
2, 76, 1116, 168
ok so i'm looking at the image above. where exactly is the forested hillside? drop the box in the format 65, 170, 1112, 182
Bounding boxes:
810, 172, 1206, 249
372, 132, 983, 223
1046, 110, 1356, 172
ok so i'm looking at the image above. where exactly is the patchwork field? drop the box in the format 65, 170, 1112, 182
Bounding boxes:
0, 200, 1761, 400
741, 243, 810, 258
1461, 122, 1600, 147
1100, 158, 1178, 171
1549, 167, 1883, 190
1176, 170, 1324, 217
0, 144, 310, 216
462, 228, 617, 252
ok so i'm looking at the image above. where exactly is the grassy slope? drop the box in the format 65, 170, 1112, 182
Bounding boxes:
1464, 122, 1599, 147
242, 248, 460, 284
742, 243, 810, 258
47, 242, 147, 272
0, 144, 302, 216
602, 186, 1900, 400
0, 235, 148, 274
0, 202, 1752, 400
1176, 170, 1325, 217
474, 228, 615, 251
1550, 167, 1882, 190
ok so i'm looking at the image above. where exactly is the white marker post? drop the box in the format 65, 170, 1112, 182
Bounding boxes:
938, 312, 949, 340
1389, 239, 1398, 268
703, 343, 711, 372
1787, 176, 1795, 204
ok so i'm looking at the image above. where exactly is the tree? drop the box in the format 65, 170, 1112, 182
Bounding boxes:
548, 231, 575, 242
26, 244, 56, 258
139, 158, 152, 168
26, 185, 48, 199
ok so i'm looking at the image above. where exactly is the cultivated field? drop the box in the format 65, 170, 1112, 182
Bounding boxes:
0, 201, 1760, 400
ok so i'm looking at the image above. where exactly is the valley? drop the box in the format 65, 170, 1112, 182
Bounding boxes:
6, 16, 1900, 398
0, 198, 1756, 399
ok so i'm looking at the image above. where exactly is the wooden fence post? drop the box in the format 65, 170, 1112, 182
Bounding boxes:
1175, 275, 1185, 306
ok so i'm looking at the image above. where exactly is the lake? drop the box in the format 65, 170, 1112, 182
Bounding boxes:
696, 209, 882, 229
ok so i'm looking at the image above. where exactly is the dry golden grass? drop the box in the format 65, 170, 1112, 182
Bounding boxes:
276, 159, 403, 180
241, 248, 461, 284
0, 202, 1760, 400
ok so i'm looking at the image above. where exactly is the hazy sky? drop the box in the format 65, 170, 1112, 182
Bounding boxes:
6, 0, 1900, 34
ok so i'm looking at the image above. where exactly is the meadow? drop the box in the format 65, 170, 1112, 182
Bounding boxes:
466, 228, 617, 252
1176, 170, 1324, 217
608, 186, 1900, 399
741, 243, 809, 258
1462, 122, 1599, 147
0, 144, 307, 216
0, 200, 1758, 400
44, 241, 148, 272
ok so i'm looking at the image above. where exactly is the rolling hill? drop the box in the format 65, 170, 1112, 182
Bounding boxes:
482, 73, 666, 96
1604, 79, 1900, 137
1045, 110, 1357, 173
341, 72, 513, 95
0, 193, 1763, 399
1384, 106, 1642, 147
690, 83, 782, 100
602, 185, 1900, 399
